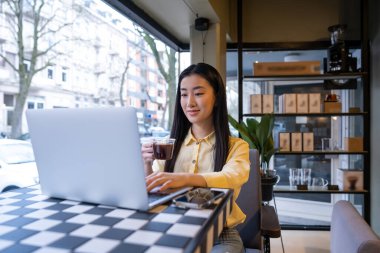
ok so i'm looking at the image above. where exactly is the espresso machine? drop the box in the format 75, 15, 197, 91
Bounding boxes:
324, 24, 357, 89
327, 24, 349, 73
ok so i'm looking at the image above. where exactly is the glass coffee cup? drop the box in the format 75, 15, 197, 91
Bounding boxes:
312, 177, 329, 188
152, 138, 176, 160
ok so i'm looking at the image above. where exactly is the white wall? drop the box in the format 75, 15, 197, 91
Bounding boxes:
190, 22, 227, 84
370, 0, 380, 235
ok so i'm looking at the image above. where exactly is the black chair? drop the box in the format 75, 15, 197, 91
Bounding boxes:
236, 149, 281, 253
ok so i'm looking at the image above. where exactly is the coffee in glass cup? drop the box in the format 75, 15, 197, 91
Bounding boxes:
153, 138, 175, 160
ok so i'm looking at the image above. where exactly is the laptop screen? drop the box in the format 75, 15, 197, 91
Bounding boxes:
26, 107, 151, 210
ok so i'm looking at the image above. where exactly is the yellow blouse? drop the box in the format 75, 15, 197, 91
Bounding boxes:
153, 130, 250, 228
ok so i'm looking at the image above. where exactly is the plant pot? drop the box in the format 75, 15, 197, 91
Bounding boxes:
261, 176, 278, 202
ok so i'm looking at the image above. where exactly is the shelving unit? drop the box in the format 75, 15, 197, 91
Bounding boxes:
241, 73, 368, 228
243, 72, 366, 81
273, 186, 367, 194
236, 0, 370, 229
275, 151, 367, 155
244, 112, 367, 117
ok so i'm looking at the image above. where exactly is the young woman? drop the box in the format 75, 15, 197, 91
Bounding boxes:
142, 63, 249, 253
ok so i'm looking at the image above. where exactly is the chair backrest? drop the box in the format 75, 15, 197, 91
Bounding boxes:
236, 149, 262, 249
331, 200, 380, 253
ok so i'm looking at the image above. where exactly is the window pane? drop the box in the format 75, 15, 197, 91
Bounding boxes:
0, 0, 180, 138
4, 94, 14, 107
48, 69, 53, 79
226, 52, 239, 136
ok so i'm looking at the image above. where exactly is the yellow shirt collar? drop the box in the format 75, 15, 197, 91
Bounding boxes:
184, 128, 215, 147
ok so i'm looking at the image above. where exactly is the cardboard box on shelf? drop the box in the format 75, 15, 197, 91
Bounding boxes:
349, 107, 361, 113
278, 95, 283, 113
279, 132, 290, 151
250, 94, 262, 113
344, 137, 363, 151
280, 93, 297, 113
336, 169, 363, 191
291, 132, 302, 151
324, 102, 342, 113
297, 94, 309, 113
303, 132, 314, 151
309, 93, 321, 113
253, 61, 321, 76
262, 94, 274, 113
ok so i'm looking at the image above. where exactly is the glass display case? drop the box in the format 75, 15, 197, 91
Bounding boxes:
241, 71, 368, 228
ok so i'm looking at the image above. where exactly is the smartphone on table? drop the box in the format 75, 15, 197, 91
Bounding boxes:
172, 188, 225, 209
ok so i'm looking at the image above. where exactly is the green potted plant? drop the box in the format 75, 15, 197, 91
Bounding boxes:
228, 114, 278, 201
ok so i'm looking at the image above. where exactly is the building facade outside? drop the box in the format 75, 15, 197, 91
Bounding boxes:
0, 0, 170, 138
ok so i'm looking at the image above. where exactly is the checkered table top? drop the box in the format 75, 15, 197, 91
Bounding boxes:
0, 185, 232, 253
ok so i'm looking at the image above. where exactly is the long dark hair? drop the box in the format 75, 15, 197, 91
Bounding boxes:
164, 63, 230, 172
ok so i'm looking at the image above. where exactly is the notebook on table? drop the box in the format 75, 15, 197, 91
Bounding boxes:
26, 107, 190, 211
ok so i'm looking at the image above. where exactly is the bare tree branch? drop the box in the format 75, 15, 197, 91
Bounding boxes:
135, 25, 169, 81
7, 19, 18, 40
4, 0, 17, 14
35, 40, 60, 57
0, 54, 17, 72
25, 0, 35, 9
36, 0, 45, 15
134, 25, 177, 129
33, 59, 54, 73
37, 12, 56, 34
119, 58, 132, 106
39, 22, 72, 37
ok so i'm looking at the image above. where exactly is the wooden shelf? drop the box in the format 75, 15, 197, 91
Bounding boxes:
275, 151, 367, 155
274, 185, 367, 194
243, 72, 367, 82
243, 112, 367, 117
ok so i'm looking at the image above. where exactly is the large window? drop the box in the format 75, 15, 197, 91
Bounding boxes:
0, 0, 181, 139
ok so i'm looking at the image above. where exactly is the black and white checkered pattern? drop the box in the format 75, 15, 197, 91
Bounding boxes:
0, 186, 232, 253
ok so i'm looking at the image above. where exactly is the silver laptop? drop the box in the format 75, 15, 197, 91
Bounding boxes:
26, 107, 190, 211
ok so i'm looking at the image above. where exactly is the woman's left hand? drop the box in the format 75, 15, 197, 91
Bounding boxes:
146, 172, 207, 192
146, 172, 188, 192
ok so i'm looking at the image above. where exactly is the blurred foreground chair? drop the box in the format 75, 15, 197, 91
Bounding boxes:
331, 200, 380, 253
236, 149, 281, 253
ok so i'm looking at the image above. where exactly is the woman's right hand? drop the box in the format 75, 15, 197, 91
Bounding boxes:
141, 142, 155, 163
141, 142, 154, 175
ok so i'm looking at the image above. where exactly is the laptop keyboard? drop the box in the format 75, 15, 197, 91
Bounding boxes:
148, 192, 168, 204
